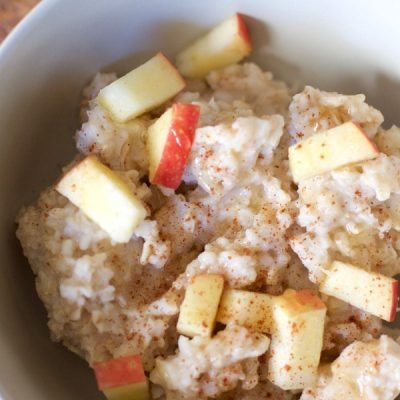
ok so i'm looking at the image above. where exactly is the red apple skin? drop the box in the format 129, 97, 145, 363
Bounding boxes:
352, 121, 380, 154
235, 13, 252, 51
390, 280, 399, 322
293, 289, 326, 310
152, 103, 200, 189
93, 355, 146, 390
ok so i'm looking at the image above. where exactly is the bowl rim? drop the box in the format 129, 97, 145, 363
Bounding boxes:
0, 0, 55, 63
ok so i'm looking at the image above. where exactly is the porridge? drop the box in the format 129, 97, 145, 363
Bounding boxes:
16, 13, 400, 400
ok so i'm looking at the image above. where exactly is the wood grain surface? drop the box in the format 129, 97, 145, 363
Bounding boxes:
0, 0, 40, 42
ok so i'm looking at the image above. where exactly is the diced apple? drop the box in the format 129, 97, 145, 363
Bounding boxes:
97, 53, 186, 122
93, 355, 149, 400
176, 13, 252, 79
268, 289, 327, 390
147, 103, 200, 189
56, 156, 147, 243
216, 289, 274, 333
288, 121, 380, 183
319, 260, 399, 322
177, 274, 225, 337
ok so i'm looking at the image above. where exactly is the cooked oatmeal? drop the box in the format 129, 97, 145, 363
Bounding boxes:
16, 43, 400, 400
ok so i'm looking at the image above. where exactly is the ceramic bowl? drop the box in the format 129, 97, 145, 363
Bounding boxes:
1, 0, 399, 398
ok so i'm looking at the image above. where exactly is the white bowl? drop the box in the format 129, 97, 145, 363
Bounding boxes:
1, 0, 399, 398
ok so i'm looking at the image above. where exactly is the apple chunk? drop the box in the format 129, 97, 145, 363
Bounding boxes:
216, 289, 274, 333
147, 103, 200, 189
56, 156, 147, 243
93, 355, 149, 400
177, 274, 225, 337
97, 53, 186, 122
176, 13, 252, 79
268, 289, 327, 390
319, 261, 399, 322
288, 121, 379, 182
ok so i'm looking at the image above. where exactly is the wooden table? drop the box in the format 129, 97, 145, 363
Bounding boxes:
0, 0, 40, 42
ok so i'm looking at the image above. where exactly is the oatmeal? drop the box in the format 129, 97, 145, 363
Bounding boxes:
16, 13, 400, 400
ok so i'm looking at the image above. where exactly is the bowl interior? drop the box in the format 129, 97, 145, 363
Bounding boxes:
1, 0, 400, 398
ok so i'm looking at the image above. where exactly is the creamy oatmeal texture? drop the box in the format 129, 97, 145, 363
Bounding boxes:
16, 61, 400, 400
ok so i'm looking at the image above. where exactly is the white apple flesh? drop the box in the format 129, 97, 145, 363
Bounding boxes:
268, 289, 327, 390
319, 261, 398, 322
176, 13, 252, 79
216, 289, 274, 333
289, 121, 380, 183
56, 156, 147, 243
147, 103, 200, 189
97, 52, 186, 122
177, 274, 225, 337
